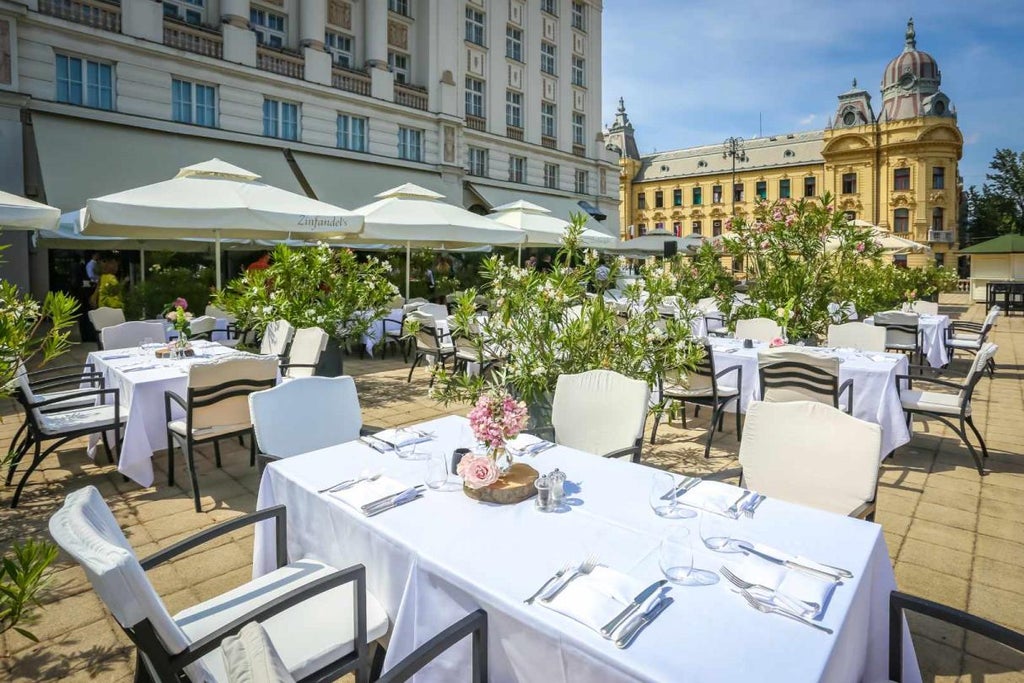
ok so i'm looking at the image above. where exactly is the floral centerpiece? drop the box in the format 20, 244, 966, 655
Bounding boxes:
164, 297, 193, 349
458, 389, 529, 490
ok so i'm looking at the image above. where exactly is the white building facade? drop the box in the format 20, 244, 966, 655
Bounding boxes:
0, 0, 619, 294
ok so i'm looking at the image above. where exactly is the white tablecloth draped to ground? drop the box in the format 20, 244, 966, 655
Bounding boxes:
708, 339, 912, 458
254, 415, 919, 683
864, 314, 950, 368
361, 308, 404, 356
86, 340, 260, 486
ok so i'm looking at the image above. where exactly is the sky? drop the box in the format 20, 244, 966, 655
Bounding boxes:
601, 0, 1024, 189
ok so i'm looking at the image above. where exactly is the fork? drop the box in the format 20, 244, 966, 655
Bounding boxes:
524, 563, 572, 605
329, 473, 382, 493
738, 588, 833, 634
541, 555, 598, 603
720, 566, 817, 616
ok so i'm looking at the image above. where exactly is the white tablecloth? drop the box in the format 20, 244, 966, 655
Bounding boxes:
254, 415, 919, 683
864, 314, 950, 368
86, 341, 259, 487
709, 340, 912, 458
361, 308, 404, 356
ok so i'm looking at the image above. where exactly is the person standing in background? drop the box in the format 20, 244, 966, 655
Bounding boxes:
75, 253, 96, 341
85, 252, 100, 284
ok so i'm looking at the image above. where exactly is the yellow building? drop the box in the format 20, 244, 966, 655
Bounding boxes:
606, 19, 963, 269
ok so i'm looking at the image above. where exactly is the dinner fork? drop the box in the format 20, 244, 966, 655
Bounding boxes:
541, 555, 598, 603
329, 473, 382, 493
524, 563, 571, 605
720, 566, 817, 615
738, 588, 833, 634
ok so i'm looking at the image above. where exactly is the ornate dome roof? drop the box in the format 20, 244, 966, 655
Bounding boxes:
882, 18, 941, 91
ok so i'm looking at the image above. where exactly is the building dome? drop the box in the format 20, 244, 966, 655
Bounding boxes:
879, 18, 953, 121
882, 19, 940, 90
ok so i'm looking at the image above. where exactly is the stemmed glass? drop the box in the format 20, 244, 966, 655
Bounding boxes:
137, 336, 154, 358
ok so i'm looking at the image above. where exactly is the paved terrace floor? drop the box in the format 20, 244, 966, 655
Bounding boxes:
0, 293, 1022, 682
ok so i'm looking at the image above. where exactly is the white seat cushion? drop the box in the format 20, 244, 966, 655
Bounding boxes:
35, 388, 100, 409
178, 559, 388, 681
947, 338, 982, 350
900, 390, 967, 416
218, 338, 242, 348
38, 404, 123, 435
664, 383, 738, 398
168, 420, 252, 441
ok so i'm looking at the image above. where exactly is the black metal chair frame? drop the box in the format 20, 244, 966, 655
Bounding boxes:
451, 330, 504, 379
406, 323, 455, 388
944, 318, 997, 376
704, 312, 729, 337
8, 384, 122, 508
377, 609, 488, 683
875, 321, 923, 366
758, 361, 854, 414
889, 590, 1024, 682
530, 423, 646, 464
380, 313, 413, 362
895, 365, 989, 475
165, 376, 276, 512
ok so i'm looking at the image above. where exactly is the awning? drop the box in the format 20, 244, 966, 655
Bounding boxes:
291, 151, 460, 208
466, 182, 615, 237
29, 113, 304, 211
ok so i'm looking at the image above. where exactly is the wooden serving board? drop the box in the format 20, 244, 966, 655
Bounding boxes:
463, 463, 539, 505
155, 346, 195, 358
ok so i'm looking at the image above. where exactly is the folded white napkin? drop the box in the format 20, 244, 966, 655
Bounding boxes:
101, 352, 133, 360
541, 566, 663, 639
868, 353, 893, 363
677, 480, 748, 517
329, 476, 407, 511
371, 428, 431, 450
506, 433, 549, 454
724, 556, 837, 618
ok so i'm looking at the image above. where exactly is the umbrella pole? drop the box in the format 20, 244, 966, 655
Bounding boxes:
518, 244, 522, 265
140, 249, 146, 283
405, 241, 411, 300
215, 231, 222, 290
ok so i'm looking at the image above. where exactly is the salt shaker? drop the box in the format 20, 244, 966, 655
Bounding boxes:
549, 468, 566, 508
535, 474, 551, 511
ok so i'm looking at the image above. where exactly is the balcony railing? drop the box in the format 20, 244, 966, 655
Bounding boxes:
394, 83, 428, 111
331, 66, 371, 96
928, 230, 954, 243
506, 125, 524, 141
573, 144, 586, 157
465, 115, 486, 131
38, 0, 121, 33
163, 19, 223, 59
257, 46, 305, 80
541, 136, 557, 149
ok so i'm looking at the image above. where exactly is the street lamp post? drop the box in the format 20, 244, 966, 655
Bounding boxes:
722, 136, 748, 217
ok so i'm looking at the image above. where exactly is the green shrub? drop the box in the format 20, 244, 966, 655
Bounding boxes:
124, 266, 213, 320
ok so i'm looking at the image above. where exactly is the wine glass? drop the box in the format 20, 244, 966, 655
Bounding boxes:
699, 510, 739, 552
659, 527, 694, 584
424, 451, 449, 490
649, 473, 695, 519
138, 336, 154, 357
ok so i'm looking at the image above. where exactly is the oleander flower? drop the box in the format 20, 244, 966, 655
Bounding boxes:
769, 337, 786, 348
856, 241, 866, 253
457, 454, 500, 490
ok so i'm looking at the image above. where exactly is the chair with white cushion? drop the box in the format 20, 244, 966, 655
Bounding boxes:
734, 317, 783, 343
896, 342, 997, 475
827, 301, 858, 323
405, 311, 455, 387
651, 344, 742, 458
758, 347, 853, 413
550, 369, 650, 462
186, 315, 219, 341
827, 322, 887, 352
205, 304, 235, 321
165, 357, 279, 511
281, 327, 329, 379
100, 321, 168, 350
905, 300, 939, 316
945, 306, 999, 370
738, 400, 881, 519
872, 311, 922, 364
88, 306, 126, 347
48, 486, 389, 683
260, 320, 296, 358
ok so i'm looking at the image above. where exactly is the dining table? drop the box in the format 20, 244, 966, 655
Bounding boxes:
863, 314, 951, 368
85, 340, 264, 487
253, 414, 920, 682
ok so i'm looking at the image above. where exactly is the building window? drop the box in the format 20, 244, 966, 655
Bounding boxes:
572, 113, 585, 146
541, 42, 557, 75
732, 257, 743, 273
575, 169, 589, 194
398, 127, 423, 161
672, 221, 682, 236
172, 79, 216, 127
571, 1, 586, 30
509, 155, 526, 183
465, 77, 485, 118
56, 54, 113, 110
250, 7, 286, 47
541, 0, 558, 16
263, 98, 298, 140
894, 254, 908, 268
932, 207, 944, 231
163, 0, 204, 25
336, 114, 367, 151
673, 189, 682, 207
711, 185, 722, 203
544, 163, 559, 189
467, 146, 488, 176
388, 52, 410, 84
755, 181, 767, 200
893, 167, 910, 191
691, 221, 702, 235
637, 192, 646, 210
934, 252, 945, 267
733, 183, 744, 202
804, 176, 816, 197
505, 26, 523, 61
654, 190, 664, 209
505, 90, 522, 128
932, 166, 945, 190
692, 187, 702, 205
712, 219, 722, 237
388, 0, 410, 16
844, 211, 856, 221
541, 102, 556, 138
779, 178, 791, 199
655, 221, 664, 232
465, 7, 485, 46
325, 31, 354, 68
893, 208, 910, 233
842, 172, 857, 194
571, 56, 586, 87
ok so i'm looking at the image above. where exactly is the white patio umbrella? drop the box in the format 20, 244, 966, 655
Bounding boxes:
605, 229, 706, 257
0, 190, 60, 231
350, 183, 525, 297
488, 200, 615, 259
83, 159, 361, 288
835, 219, 931, 255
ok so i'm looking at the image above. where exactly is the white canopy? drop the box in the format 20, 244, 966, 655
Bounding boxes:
488, 200, 615, 248
836, 220, 931, 255
605, 230, 706, 257
0, 190, 60, 231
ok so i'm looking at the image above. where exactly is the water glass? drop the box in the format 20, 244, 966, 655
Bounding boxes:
649, 473, 677, 517
138, 337, 154, 357
659, 527, 694, 584
699, 510, 738, 552
424, 452, 449, 490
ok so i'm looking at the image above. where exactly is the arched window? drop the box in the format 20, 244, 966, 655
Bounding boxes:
932, 207, 944, 231
893, 208, 910, 233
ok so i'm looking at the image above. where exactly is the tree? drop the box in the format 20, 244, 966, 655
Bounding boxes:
962, 148, 1024, 246
986, 148, 1024, 225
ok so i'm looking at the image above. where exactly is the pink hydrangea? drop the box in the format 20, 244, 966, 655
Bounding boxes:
457, 455, 500, 489
467, 390, 529, 451
174, 297, 188, 311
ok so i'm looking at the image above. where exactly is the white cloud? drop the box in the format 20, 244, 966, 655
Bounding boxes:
799, 114, 817, 126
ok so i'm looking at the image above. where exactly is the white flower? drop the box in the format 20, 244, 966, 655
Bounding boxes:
262, 306, 273, 315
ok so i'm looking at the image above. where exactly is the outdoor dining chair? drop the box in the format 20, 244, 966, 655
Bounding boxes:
8, 364, 124, 508
100, 320, 167, 350
905, 300, 939, 316
758, 348, 854, 413
738, 400, 881, 519
405, 310, 455, 387
281, 327, 329, 379
260, 319, 296, 358
88, 306, 126, 347
896, 342, 997, 475
205, 304, 235, 321
734, 317, 783, 343
450, 318, 503, 378
827, 322, 887, 352
48, 486, 391, 683
651, 344, 742, 458
945, 305, 999, 369
549, 369, 650, 462
165, 356, 278, 511
872, 310, 923, 364
381, 300, 424, 361
826, 301, 858, 323
184, 315, 219, 341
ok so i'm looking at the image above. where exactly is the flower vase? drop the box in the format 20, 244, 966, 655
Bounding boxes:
175, 331, 189, 358
490, 447, 512, 475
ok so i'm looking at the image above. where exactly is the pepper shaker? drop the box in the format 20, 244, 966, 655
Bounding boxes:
549, 468, 566, 508
534, 474, 551, 511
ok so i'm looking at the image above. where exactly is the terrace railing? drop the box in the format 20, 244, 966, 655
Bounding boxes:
38, 0, 121, 33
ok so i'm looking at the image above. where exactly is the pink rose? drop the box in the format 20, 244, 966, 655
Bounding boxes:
457, 455, 500, 490
769, 337, 786, 348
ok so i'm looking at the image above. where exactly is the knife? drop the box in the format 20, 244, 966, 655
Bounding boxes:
358, 436, 387, 452
725, 491, 754, 517
362, 486, 425, 515
600, 580, 667, 638
735, 542, 852, 581
365, 490, 423, 517
615, 596, 674, 649
662, 476, 700, 501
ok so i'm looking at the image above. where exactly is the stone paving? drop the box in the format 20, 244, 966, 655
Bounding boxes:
1, 293, 1022, 681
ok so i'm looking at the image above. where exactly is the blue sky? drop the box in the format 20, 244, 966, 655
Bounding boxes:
601, 0, 1024, 189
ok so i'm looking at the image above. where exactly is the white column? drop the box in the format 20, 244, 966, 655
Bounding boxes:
121, 0, 163, 43
300, 0, 331, 85
221, 0, 256, 67
365, 0, 393, 100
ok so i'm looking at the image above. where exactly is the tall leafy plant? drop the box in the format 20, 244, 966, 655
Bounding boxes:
0, 540, 59, 644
